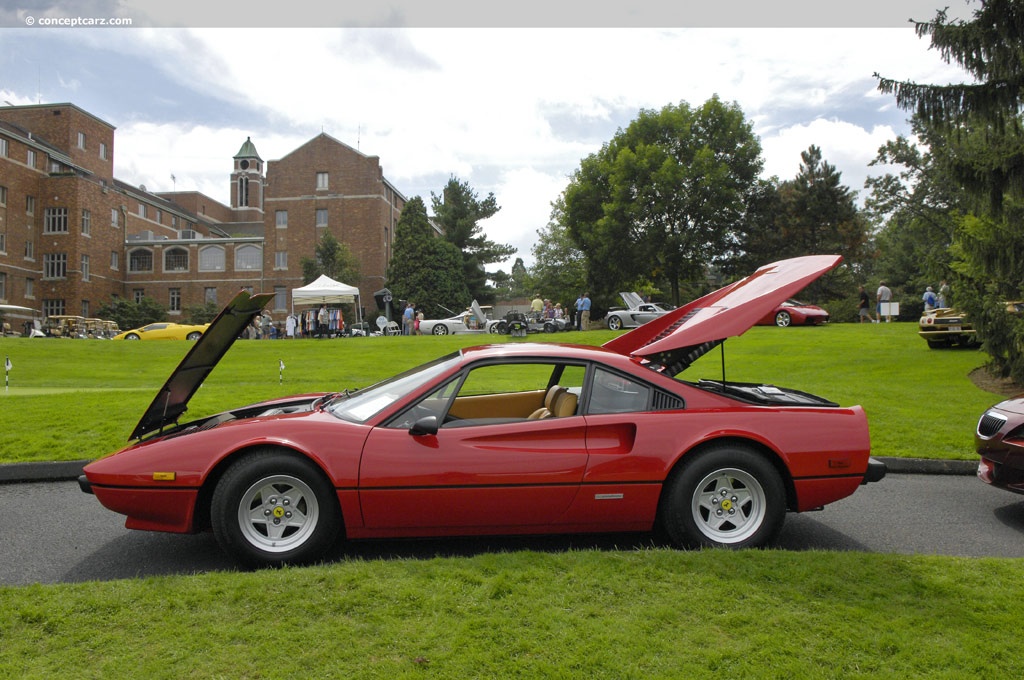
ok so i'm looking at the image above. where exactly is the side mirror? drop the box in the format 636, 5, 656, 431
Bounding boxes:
409, 415, 439, 436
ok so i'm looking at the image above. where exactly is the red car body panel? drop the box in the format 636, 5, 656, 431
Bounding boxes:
81, 256, 881, 556
976, 397, 1024, 494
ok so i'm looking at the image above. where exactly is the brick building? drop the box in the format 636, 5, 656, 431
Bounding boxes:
0, 102, 405, 325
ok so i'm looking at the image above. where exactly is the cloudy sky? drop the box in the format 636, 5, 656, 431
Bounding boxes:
1, 1, 975, 270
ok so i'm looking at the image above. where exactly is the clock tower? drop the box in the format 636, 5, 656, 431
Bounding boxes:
230, 136, 264, 217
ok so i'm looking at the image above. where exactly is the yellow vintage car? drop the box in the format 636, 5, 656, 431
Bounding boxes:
113, 322, 209, 341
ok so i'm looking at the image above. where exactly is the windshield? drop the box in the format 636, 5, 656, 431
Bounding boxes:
326, 352, 462, 423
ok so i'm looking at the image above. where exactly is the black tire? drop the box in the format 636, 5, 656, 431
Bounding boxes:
495, 321, 508, 335
125, 333, 140, 340
774, 311, 792, 327
607, 315, 623, 331
926, 339, 949, 349
186, 331, 202, 341
659, 444, 786, 549
432, 324, 449, 336
211, 448, 341, 567
543, 322, 556, 333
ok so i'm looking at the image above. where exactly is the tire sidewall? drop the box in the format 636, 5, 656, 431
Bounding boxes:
660, 445, 785, 549
211, 449, 340, 567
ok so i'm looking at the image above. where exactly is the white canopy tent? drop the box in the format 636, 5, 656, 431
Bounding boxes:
291, 275, 363, 327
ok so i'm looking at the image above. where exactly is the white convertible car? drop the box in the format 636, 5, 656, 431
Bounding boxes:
419, 302, 504, 335
605, 292, 676, 331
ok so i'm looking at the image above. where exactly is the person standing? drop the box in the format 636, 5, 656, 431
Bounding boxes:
858, 285, 875, 323
317, 304, 328, 338
403, 302, 415, 336
876, 281, 893, 322
922, 286, 937, 312
938, 280, 950, 308
530, 293, 544, 320
580, 292, 592, 331
574, 293, 584, 331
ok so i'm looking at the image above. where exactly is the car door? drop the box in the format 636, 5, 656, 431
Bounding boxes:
358, 362, 590, 531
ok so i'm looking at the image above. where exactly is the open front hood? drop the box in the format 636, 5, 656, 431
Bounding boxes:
130, 290, 275, 440
602, 255, 842, 375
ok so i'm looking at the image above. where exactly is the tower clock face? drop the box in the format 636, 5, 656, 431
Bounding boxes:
240, 159, 250, 170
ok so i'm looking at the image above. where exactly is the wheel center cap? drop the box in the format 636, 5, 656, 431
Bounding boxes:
720, 499, 733, 511
273, 506, 285, 518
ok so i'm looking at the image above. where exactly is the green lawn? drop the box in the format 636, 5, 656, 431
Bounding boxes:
0, 321, 1002, 463
1, 324, 1021, 677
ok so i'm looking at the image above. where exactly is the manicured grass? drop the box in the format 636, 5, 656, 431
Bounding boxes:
0, 321, 1000, 463
1, 549, 1021, 677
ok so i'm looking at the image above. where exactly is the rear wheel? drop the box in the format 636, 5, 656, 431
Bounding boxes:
211, 449, 341, 567
186, 331, 202, 341
774, 311, 792, 327
125, 333, 140, 340
660, 444, 785, 549
432, 324, 449, 336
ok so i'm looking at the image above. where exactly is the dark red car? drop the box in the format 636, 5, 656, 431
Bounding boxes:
976, 397, 1024, 494
80, 255, 884, 567
756, 299, 830, 327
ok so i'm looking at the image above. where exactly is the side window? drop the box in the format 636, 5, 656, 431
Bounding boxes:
387, 379, 460, 430
588, 367, 652, 414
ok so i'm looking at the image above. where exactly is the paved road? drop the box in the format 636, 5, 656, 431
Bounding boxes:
3, 473, 1023, 586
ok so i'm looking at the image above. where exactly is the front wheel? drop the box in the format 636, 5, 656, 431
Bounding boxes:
774, 311, 792, 327
607, 315, 623, 331
211, 449, 341, 567
659, 445, 785, 549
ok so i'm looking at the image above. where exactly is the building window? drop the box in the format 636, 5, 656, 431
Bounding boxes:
25, 278, 34, 298
138, 203, 146, 218
0, 232, 5, 253
26, 196, 35, 215
171, 215, 178, 229
43, 299, 65, 317
204, 287, 217, 304
81, 300, 90, 318
77, 132, 86, 149
0, 185, 6, 206
81, 209, 91, 236
274, 286, 287, 311
43, 253, 68, 279
24, 238, 34, 260
274, 251, 287, 269
128, 249, 154, 272
164, 247, 189, 271
99, 142, 107, 160
235, 244, 262, 270
238, 177, 249, 207
0, 138, 7, 157
81, 254, 90, 281
0, 272, 6, 301
27, 149, 36, 168
316, 172, 329, 190
110, 251, 119, 270
275, 210, 287, 228
199, 245, 225, 271
169, 288, 181, 312
44, 208, 69, 234
316, 208, 328, 227
111, 208, 119, 227
133, 289, 145, 303
154, 208, 162, 225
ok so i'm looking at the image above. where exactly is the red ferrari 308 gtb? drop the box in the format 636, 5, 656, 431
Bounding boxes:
80, 255, 884, 566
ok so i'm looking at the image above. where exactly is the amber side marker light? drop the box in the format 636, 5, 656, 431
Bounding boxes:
152, 472, 176, 481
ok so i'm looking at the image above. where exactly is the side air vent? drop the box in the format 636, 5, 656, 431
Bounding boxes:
978, 411, 1007, 438
652, 391, 684, 411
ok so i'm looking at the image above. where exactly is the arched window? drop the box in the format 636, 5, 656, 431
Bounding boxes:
164, 247, 189, 272
235, 244, 262, 270
199, 245, 225, 271
128, 248, 153, 272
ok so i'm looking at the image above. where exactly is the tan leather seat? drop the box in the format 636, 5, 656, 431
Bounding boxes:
528, 385, 565, 419
551, 391, 578, 418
